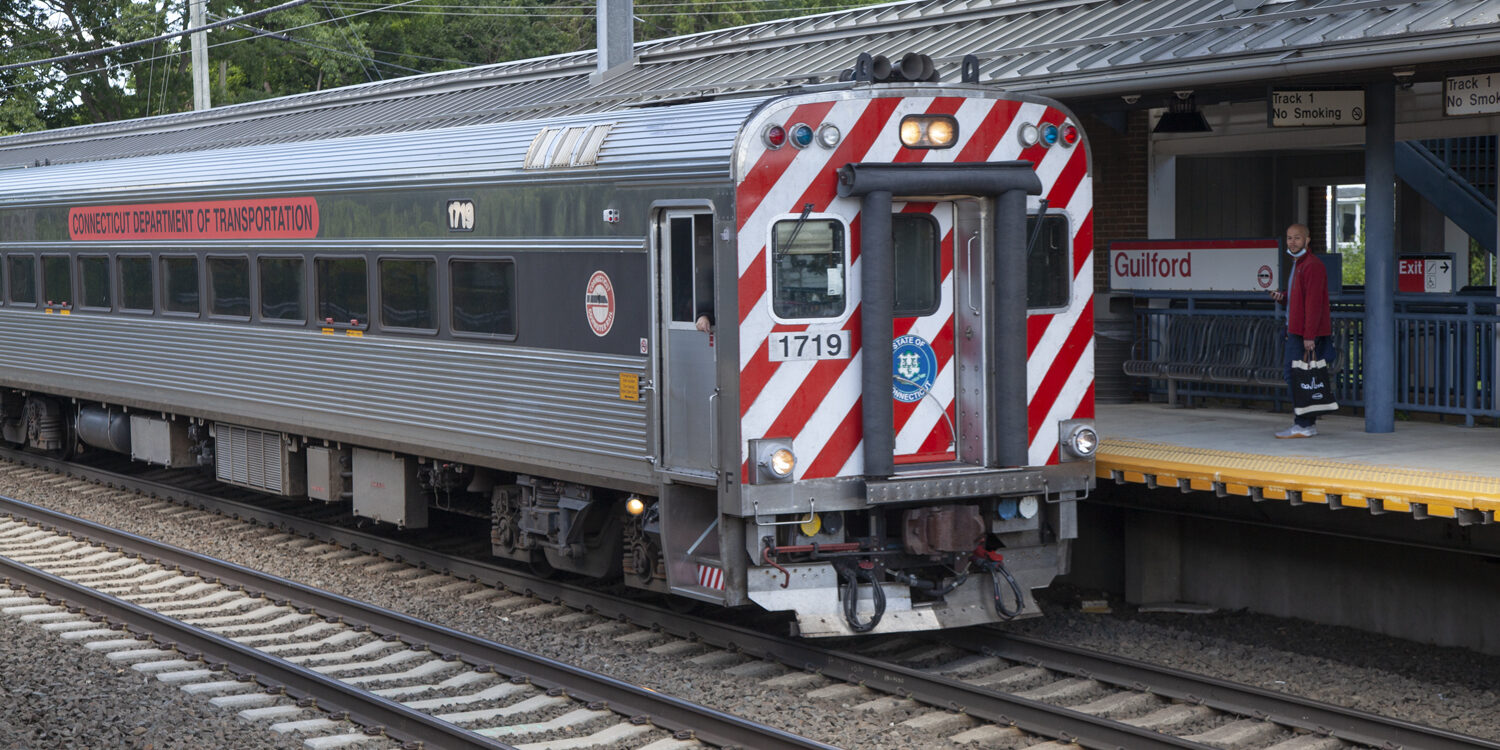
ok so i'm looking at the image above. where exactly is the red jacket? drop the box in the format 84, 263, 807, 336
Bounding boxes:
1287, 251, 1331, 338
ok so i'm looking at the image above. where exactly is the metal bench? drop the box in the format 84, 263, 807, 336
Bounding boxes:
1127, 314, 1344, 405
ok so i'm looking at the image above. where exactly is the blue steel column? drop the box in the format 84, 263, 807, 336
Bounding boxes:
1364, 82, 1395, 433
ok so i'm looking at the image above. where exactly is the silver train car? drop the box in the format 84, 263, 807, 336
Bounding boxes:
0, 58, 1097, 636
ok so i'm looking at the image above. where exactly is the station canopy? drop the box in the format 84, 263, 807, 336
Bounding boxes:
3, 0, 1499, 168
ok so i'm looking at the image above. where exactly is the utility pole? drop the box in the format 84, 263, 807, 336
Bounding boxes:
190, 0, 211, 110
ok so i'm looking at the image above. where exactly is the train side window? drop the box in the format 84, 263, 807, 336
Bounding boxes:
451, 259, 515, 337
161, 256, 200, 315
78, 255, 111, 310
1026, 214, 1071, 310
893, 214, 940, 316
259, 257, 304, 322
42, 255, 71, 308
316, 257, 368, 326
8, 255, 35, 305
771, 218, 846, 319
119, 256, 154, 312
208, 256, 251, 319
379, 258, 436, 331
668, 214, 715, 325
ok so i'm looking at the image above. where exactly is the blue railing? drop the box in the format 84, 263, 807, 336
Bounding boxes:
1123, 292, 1499, 425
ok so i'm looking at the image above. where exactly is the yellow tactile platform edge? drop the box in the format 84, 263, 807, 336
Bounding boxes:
1096, 438, 1500, 519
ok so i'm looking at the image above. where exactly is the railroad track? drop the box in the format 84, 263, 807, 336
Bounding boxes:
3, 447, 1498, 750
0, 494, 835, 750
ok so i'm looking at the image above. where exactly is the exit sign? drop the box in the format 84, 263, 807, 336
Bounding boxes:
1398, 254, 1454, 293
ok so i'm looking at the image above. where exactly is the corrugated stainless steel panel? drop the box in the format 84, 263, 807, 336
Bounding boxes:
3, 97, 762, 204
0, 310, 652, 482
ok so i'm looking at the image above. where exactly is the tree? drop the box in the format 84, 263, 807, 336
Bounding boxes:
1, 0, 887, 133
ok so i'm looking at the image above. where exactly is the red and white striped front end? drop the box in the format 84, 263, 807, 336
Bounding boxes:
732, 85, 1096, 636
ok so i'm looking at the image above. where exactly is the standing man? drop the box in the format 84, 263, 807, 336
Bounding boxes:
1268, 223, 1333, 438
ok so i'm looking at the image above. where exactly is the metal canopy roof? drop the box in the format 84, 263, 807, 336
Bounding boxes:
3, 0, 1498, 170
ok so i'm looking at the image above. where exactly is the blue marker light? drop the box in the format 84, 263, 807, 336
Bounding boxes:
791, 123, 815, 148
1040, 123, 1059, 147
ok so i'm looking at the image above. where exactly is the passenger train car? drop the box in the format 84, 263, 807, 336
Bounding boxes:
0, 54, 1096, 636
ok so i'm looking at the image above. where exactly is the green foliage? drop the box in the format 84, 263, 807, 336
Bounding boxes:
2, 0, 886, 133
1338, 226, 1365, 285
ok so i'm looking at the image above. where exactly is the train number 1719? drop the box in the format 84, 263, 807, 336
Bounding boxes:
768, 331, 852, 362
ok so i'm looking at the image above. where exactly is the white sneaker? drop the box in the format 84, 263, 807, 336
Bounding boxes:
1275, 424, 1317, 439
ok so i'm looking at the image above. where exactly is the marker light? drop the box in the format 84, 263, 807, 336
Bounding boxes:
1018, 122, 1039, 147
816, 123, 841, 149
625, 496, 646, 516
790, 123, 814, 149
898, 115, 959, 149
1039, 123, 1060, 147
1061, 123, 1080, 147
765, 125, 787, 149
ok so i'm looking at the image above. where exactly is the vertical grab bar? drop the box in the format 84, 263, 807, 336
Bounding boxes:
966, 231, 982, 316
708, 389, 720, 470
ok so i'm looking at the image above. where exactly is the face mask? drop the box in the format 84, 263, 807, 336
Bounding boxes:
1287, 246, 1306, 257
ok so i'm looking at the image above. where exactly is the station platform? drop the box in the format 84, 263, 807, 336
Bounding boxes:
1094, 403, 1500, 524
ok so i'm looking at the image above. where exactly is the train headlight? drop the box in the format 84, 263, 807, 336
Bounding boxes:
625, 496, 646, 515
899, 115, 958, 149
769, 448, 796, 477
750, 439, 797, 482
1059, 420, 1099, 460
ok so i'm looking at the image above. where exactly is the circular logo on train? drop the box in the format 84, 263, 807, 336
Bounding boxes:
892, 334, 937, 403
585, 270, 615, 337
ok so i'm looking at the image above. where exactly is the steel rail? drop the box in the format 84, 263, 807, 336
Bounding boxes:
13, 449, 1500, 749
954, 630, 1500, 750
0, 449, 1194, 749
0, 532, 515, 750
0, 493, 835, 750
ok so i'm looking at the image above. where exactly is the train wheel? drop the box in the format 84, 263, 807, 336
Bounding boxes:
528, 551, 555, 578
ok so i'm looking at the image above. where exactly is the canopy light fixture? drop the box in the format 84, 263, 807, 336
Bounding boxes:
1153, 91, 1211, 134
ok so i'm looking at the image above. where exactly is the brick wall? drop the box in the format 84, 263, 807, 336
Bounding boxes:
1082, 111, 1150, 292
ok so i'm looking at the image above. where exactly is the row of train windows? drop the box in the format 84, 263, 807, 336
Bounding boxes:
0, 254, 516, 337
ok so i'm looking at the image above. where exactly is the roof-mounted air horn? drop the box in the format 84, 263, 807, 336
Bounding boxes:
841, 52, 941, 83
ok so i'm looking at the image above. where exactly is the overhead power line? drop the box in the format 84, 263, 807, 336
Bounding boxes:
0, 0, 316, 74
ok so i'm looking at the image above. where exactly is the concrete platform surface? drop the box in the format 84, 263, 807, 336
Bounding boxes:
1093, 403, 1500, 518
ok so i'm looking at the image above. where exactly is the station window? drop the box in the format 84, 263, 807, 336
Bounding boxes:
42, 255, 71, 307
316, 257, 367, 326
1026, 214, 1071, 310
208, 256, 250, 318
259, 257, 304, 322
161, 256, 200, 314
893, 214, 940, 317
771, 218, 846, 319
380, 258, 436, 331
8, 255, 35, 305
451, 260, 515, 337
119, 256, 153, 312
78, 255, 111, 309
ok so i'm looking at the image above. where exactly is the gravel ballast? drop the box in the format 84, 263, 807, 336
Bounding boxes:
1, 463, 1498, 748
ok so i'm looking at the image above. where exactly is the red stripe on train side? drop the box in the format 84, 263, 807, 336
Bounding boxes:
1027, 295, 1095, 443
1046, 144, 1090, 210
735, 102, 838, 233
954, 100, 1022, 164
